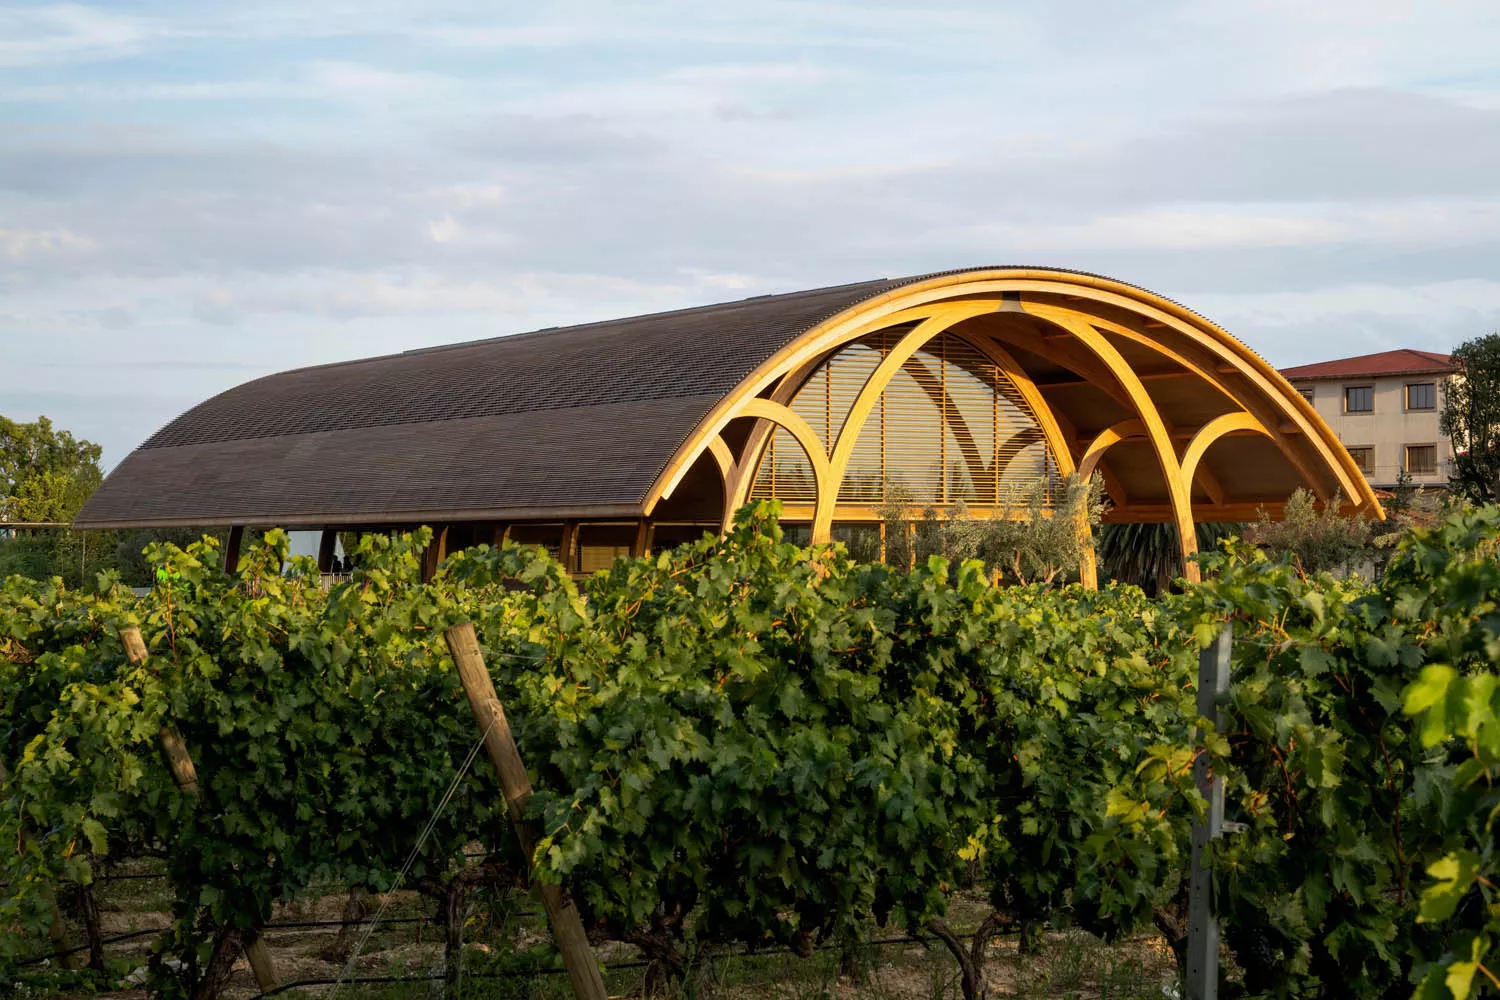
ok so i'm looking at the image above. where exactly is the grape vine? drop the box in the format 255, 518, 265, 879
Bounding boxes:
3, 502, 1500, 1000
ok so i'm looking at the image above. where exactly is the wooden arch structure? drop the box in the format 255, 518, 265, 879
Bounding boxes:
646, 269, 1380, 586
76, 266, 1379, 586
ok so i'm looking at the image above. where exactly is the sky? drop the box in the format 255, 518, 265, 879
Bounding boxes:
2, 1, 1499, 470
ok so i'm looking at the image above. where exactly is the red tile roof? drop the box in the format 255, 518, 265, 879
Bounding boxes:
1280, 348, 1454, 380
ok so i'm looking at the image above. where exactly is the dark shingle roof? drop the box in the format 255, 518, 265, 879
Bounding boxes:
76, 276, 908, 528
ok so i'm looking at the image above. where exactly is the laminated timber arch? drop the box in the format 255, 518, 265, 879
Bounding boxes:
646, 269, 1380, 587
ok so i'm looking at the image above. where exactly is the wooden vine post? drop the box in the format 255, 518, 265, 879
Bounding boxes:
444, 622, 608, 1000
120, 626, 280, 992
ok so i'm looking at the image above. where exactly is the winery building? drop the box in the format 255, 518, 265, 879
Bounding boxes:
76, 267, 1380, 586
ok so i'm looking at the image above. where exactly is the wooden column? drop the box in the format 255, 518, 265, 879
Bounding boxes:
443, 624, 607, 1000
120, 626, 276, 990
630, 519, 653, 558
559, 522, 579, 573
317, 529, 338, 573
422, 526, 450, 583
223, 525, 244, 574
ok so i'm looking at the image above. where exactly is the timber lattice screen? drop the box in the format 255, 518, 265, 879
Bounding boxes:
750, 328, 1060, 511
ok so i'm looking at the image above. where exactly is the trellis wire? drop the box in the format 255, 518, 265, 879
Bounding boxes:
329, 714, 497, 1000
250, 929, 1024, 999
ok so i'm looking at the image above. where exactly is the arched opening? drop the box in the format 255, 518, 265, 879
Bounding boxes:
747, 327, 1062, 520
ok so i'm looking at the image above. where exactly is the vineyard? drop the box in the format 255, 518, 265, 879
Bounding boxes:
3, 503, 1500, 1000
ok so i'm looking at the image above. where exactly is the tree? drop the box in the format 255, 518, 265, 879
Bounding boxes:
0, 417, 103, 524
943, 475, 1106, 585
871, 475, 1105, 585
0, 417, 107, 586
1440, 333, 1500, 504
1098, 521, 1241, 595
1246, 488, 1375, 576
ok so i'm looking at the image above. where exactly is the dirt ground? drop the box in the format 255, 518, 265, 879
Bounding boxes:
15, 859, 1180, 1000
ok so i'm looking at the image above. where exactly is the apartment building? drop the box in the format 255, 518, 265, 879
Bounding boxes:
1280, 349, 1456, 490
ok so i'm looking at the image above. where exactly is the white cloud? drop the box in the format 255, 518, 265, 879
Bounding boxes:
945, 201, 1500, 254
0, 4, 159, 67
0, 225, 96, 259
3, 0, 1500, 469
1203, 278, 1500, 324
1199, 279, 1500, 368
305, 60, 458, 100
3, 78, 299, 102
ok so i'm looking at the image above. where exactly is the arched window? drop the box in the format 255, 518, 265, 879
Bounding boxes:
749, 328, 1059, 511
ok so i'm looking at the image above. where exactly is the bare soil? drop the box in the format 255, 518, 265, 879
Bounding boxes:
19, 860, 1179, 1000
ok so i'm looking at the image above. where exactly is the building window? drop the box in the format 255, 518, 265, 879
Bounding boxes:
1406, 382, 1436, 411
1297, 386, 1315, 404
1346, 446, 1374, 474
1405, 444, 1437, 476
1344, 385, 1374, 413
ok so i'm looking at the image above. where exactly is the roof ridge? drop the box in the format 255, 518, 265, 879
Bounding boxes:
397, 276, 901, 359
1408, 347, 1453, 362
254, 264, 1209, 376
1280, 346, 1457, 378
132, 264, 1262, 455
246, 276, 902, 381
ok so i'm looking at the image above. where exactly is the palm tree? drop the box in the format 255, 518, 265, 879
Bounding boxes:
1097, 522, 1241, 595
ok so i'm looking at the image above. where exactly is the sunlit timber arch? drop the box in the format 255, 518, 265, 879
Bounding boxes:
646, 269, 1380, 587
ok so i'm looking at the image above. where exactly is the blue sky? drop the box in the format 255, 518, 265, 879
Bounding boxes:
2, 1, 1499, 468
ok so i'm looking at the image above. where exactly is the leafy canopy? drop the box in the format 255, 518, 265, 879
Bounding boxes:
1440, 333, 1500, 504
0, 416, 103, 523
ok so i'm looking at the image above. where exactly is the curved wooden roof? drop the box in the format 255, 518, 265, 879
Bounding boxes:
76, 267, 1379, 530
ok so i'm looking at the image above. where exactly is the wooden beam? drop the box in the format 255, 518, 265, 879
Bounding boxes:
1020, 307, 1238, 526
317, 529, 337, 573
559, 521, 579, 573
421, 525, 450, 583
631, 519, 653, 558
1028, 305, 1201, 583
709, 355, 831, 528
979, 323, 1138, 411
816, 302, 1006, 544
1081, 314, 1343, 501
1181, 413, 1273, 502
1045, 407, 1128, 508
642, 268, 1381, 542
1078, 420, 1146, 480
733, 398, 836, 544
1033, 367, 1195, 388
223, 525, 244, 574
